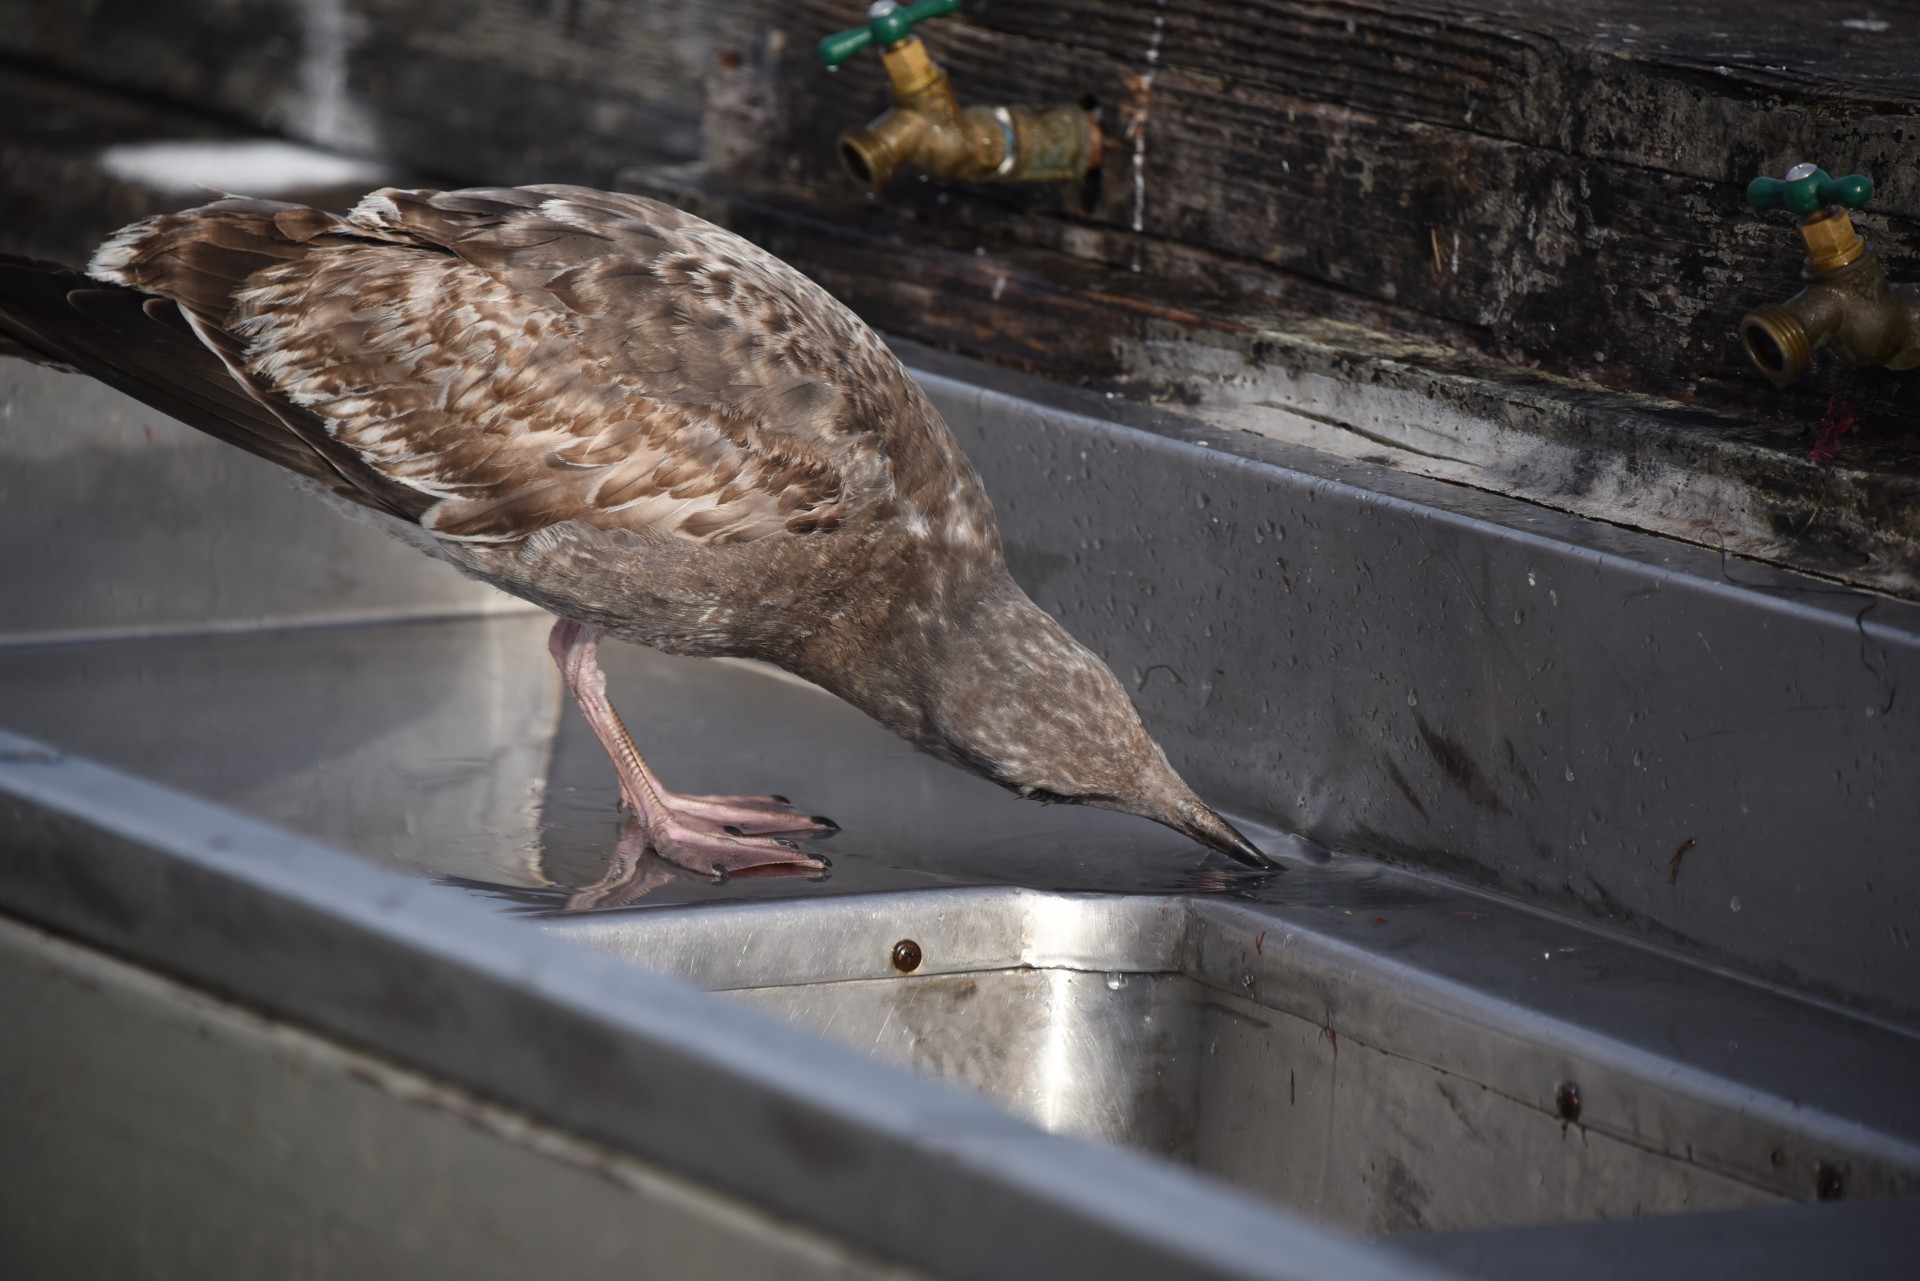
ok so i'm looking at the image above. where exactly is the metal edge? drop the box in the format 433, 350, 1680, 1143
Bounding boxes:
550, 883, 1920, 1203
899, 349, 1920, 644
1180, 899, 1920, 1200
0, 728, 1458, 1281
546, 887, 1192, 988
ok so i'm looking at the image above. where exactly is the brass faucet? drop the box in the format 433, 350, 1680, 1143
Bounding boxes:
1739, 163, 1920, 388
817, 0, 1101, 191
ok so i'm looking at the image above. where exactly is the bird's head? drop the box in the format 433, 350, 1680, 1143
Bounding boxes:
865, 570, 1279, 871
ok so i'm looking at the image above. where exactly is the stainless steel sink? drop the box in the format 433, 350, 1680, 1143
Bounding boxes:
5, 342, 1920, 1278
548, 881, 1920, 1237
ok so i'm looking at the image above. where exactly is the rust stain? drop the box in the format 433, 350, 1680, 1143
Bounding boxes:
1255, 930, 1266, 955
1808, 394, 1860, 464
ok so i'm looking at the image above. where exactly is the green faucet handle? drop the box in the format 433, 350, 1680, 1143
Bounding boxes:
1747, 164, 1874, 217
818, 0, 963, 67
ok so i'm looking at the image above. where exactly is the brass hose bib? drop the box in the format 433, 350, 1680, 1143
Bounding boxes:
819, 0, 1101, 191
1739, 164, 1920, 388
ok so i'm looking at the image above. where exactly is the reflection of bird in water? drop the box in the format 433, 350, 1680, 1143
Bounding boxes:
564, 820, 689, 911
0, 185, 1275, 877
560, 819, 824, 911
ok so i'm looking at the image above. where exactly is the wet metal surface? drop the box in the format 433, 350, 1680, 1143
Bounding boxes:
0, 612, 1290, 899
7, 600, 1915, 1247
6, 346, 1920, 1274
15, 339, 1914, 1022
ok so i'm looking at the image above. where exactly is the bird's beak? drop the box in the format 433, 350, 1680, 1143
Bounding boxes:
1180, 803, 1282, 871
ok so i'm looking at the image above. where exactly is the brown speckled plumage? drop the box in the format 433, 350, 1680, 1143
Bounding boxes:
0, 185, 1272, 870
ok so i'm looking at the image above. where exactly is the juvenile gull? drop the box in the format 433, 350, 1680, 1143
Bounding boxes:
0, 186, 1274, 874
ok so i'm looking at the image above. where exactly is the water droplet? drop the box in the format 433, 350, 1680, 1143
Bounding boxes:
1527, 571, 1536, 587
1730, 896, 1742, 913
1536, 710, 1547, 725
1105, 973, 1129, 990
1565, 767, 1575, 782
1632, 750, 1642, 767
1406, 690, 1419, 707
1513, 609, 1525, 624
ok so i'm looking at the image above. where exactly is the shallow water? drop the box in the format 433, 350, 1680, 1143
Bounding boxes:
0, 611, 1342, 912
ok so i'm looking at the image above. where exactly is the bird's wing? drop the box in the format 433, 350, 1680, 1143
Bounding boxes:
0, 248, 398, 509
88, 186, 912, 545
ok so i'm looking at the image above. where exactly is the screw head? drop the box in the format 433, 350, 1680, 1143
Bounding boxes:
890, 938, 923, 973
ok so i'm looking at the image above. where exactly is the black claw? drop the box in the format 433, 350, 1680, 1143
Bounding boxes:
811, 851, 833, 868
771, 794, 791, 805
710, 864, 731, 884
723, 824, 744, 837
812, 815, 839, 831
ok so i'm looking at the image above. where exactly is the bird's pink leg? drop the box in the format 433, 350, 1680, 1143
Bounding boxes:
548, 618, 833, 877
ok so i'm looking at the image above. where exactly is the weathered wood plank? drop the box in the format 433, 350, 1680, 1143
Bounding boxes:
627, 167, 1920, 591
757, 0, 1920, 402
6, 0, 1914, 400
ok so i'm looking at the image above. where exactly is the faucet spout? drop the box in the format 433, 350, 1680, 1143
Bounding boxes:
820, 8, 1099, 191
840, 96, 1101, 191
1739, 168, 1920, 388
1741, 253, 1920, 389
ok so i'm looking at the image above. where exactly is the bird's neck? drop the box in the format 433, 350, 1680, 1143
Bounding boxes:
799, 565, 1113, 786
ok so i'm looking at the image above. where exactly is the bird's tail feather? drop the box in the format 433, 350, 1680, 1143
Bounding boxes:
0, 250, 382, 503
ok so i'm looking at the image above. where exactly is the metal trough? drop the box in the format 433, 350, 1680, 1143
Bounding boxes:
550, 882, 1920, 1235
2, 344, 1917, 1277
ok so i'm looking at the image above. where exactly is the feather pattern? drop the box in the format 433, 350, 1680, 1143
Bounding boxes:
84, 185, 948, 549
